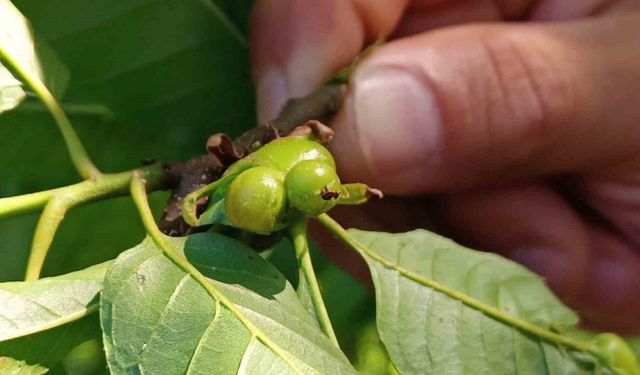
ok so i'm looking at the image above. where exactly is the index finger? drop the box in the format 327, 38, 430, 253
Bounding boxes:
250, 0, 408, 123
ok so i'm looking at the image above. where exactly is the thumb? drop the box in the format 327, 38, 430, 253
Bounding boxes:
331, 14, 640, 194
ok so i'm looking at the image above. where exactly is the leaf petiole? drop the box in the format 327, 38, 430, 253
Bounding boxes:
19, 164, 166, 280
0, 43, 99, 179
181, 167, 250, 226
24, 197, 70, 281
289, 219, 340, 348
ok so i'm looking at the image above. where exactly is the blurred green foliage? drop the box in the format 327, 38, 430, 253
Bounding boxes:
353, 323, 398, 375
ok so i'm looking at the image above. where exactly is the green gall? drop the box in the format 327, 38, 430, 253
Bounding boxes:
593, 333, 640, 375
224, 166, 287, 234
285, 160, 342, 217
190, 135, 381, 234
230, 137, 336, 175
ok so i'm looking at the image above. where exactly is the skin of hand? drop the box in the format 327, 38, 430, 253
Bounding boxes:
250, 0, 640, 334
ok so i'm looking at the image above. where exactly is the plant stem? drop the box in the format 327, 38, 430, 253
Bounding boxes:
21, 164, 166, 281
24, 197, 69, 281
0, 186, 66, 217
316, 214, 601, 357
289, 219, 340, 348
130, 173, 306, 374
181, 172, 240, 226
0, 45, 100, 179
1, 164, 165, 219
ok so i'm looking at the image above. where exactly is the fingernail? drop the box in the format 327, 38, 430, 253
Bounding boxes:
255, 68, 288, 124
509, 247, 573, 298
351, 66, 443, 176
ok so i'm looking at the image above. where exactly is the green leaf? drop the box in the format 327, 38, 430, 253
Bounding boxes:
0, 358, 47, 374
0, 314, 103, 373
260, 238, 299, 287
213, 0, 255, 35
0, 261, 111, 342
353, 322, 398, 375
347, 228, 612, 375
13, 0, 255, 136
0, 0, 34, 112
61, 338, 107, 375
0, 0, 68, 113
0, 261, 108, 371
259, 238, 324, 327
101, 233, 356, 374
630, 338, 640, 363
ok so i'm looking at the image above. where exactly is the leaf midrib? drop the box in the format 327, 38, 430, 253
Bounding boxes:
0, 303, 98, 342
114, 248, 331, 369
361, 235, 593, 353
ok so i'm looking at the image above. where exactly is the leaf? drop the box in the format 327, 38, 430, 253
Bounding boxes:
0, 314, 103, 372
347, 228, 611, 375
60, 338, 107, 375
353, 322, 398, 375
0, 0, 33, 112
0, 0, 68, 113
13, 0, 255, 136
101, 233, 356, 374
0, 261, 111, 342
0, 358, 47, 374
260, 238, 299, 287
213, 0, 255, 35
631, 338, 640, 362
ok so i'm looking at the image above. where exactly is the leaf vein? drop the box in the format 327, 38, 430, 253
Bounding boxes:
185, 300, 220, 374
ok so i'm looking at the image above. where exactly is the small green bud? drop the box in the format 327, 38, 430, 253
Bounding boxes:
593, 333, 639, 375
285, 160, 342, 217
224, 166, 287, 234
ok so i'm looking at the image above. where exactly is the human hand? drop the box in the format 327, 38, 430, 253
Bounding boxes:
250, 0, 640, 334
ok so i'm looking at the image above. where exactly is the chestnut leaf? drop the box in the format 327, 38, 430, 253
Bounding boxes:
348, 229, 617, 375
101, 233, 356, 375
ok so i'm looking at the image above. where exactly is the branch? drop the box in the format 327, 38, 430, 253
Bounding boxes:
158, 155, 224, 235
16, 164, 167, 280
0, 186, 66, 217
233, 83, 346, 155
0, 164, 167, 219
